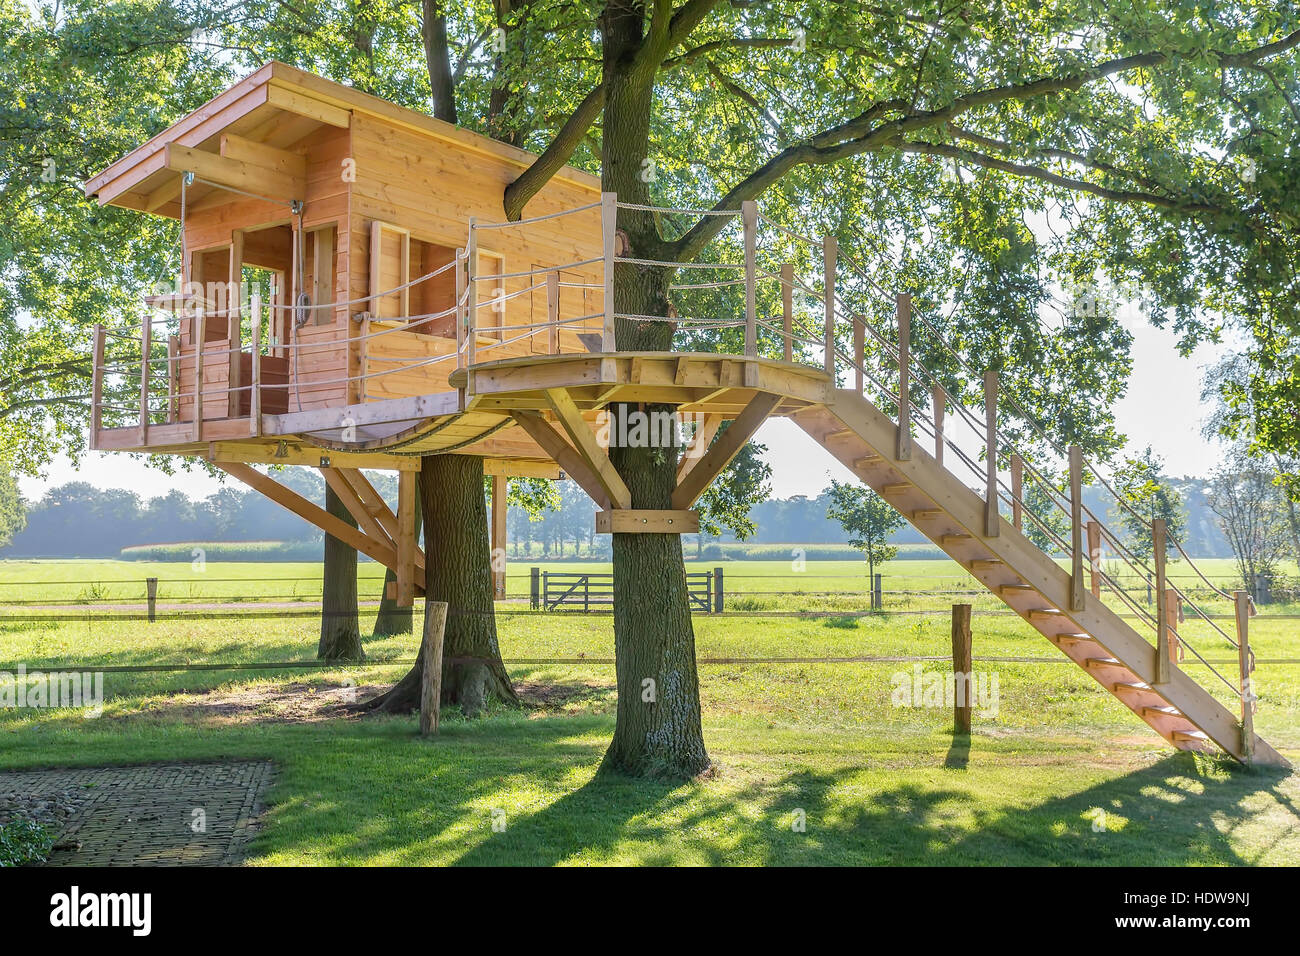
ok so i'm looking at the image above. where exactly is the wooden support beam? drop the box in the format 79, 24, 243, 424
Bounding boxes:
676, 414, 722, 482
466, 220, 478, 369
482, 458, 562, 479
601, 192, 617, 352
896, 293, 912, 461
249, 293, 262, 436
1164, 588, 1182, 664
511, 410, 611, 510
1087, 519, 1102, 599
673, 391, 782, 510
546, 270, 560, 354
215, 461, 399, 570
1010, 453, 1023, 532
207, 441, 421, 471
544, 388, 631, 510
227, 230, 244, 416
822, 237, 836, 378
931, 384, 945, 465
264, 84, 351, 127
1069, 445, 1085, 612
951, 603, 973, 734
491, 474, 507, 601
853, 316, 865, 393
90, 324, 105, 450
596, 509, 700, 534
1153, 517, 1170, 685
165, 142, 305, 201
983, 370, 999, 537
742, 199, 758, 357
1234, 590, 1255, 762
397, 470, 417, 607
321, 467, 398, 551
781, 263, 793, 362
219, 133, 307, 179
138, 318, 151, 447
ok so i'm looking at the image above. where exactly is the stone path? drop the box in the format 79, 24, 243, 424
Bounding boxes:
0, 761, 273, 866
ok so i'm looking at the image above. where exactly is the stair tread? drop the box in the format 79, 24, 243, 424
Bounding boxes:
1172, 729, 1210, 742
910, 509, 942, 519
882, 482, 913, 493
1142, 705, 1182, 717
969, 559, 1003, 568
1084, 657, 1126, 670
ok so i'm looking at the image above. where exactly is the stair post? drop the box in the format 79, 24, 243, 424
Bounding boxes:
931, 384, 945, 465
896, 293, 912, 461
601, 191, 617, 351
853, 315, 865, 393
1087, 520, 1102, 598
1068, 445, 1085, 611
822, 236, 837, 380
1010, 453, 1023, 532
983, 371, 999, 537
1234, 590, 1255, 762
1152, 517, 1171, 685
742, 199, 757, 357
466, 217, 479, 368
780, 263, 794, 362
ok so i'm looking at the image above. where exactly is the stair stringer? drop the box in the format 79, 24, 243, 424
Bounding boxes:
792, 390, 1288, 768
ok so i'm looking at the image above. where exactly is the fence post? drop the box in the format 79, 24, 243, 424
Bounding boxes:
1153, 517, 1170, 685
873, 572, 882, 610
896, 293, 912, 460
249, 292, 262, 436
822, 236, 836, 379
1234, 590, 1255, 762
546, 270, 560, 354
420, 601, 449, 736
138, 317, 151, 447
583, 574, 590, 614
983, 370, 999, 537
951, 604, 973, 734
601, 191, 617, 352
714, 566, 724, 613
742, 199, 758, 357
491, 475, 507, 601
1087, 520, 1102, 598
146, 577, 158, 623
853, 316, 864, 393
1010, 453, 1023, 533
780, 263, 793, 362
1069, 445, 1085, 611
90, 324, 105, 450
542, 570, 549, 611
931, 384, 945, 465
530, 567, 540, 610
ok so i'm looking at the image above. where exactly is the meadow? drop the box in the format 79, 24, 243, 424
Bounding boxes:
0, 555, 1296, 865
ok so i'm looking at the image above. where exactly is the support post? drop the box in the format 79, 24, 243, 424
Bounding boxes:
931, 384, 945, 465
227, 230, 244, 417
601, 191, 617, 351
1234, 590, 1255, 762
419, 601, 448, 736
249, 292, 262, 435
873, 573, 883, 611
1164, 588, 1182, 663
713, 566, 724, 613
193, 308, 206, 441
742, 199, 757, 357
546, 270, 560, 353
455, 248, 466, 370
1153, 517, 1170, 685
822, 236, 836, 379
951, 603, 973, 734
897, 293, 912, 461
853, 316, 865, 393
531, 566, 540, 610
396, 470, 416, 607
1069, 445, 1085, 612
465, 221, 478, 368
1087, 520, 1102, 599
146, 577, 158, 624
983, 370, 999, 537
90, 324, 105, 450
1010, 454, 1023, 532
138, 317, 151, 446
491, 474, 507, 601
780, 263, 793, 362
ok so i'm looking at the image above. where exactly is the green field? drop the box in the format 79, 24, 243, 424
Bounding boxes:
0, 557, 1297, 865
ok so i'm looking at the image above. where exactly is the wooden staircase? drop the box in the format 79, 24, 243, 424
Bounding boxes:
793, 388, 1289, 767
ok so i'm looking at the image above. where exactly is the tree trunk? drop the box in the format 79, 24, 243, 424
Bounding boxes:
373, 476, 423, 636
318, 484, 364, 661
362, 455, 518, 715
594, 4, 711, 779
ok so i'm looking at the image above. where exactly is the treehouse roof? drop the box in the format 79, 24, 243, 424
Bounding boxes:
84, 61, 600, 220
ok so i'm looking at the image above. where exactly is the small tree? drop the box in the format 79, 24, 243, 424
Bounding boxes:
825, 481, 905, 586
1208, 447, 1291, 602
1111, 447, 1186, 562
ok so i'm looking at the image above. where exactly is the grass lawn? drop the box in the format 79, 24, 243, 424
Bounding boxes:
0, 557, 1297, 865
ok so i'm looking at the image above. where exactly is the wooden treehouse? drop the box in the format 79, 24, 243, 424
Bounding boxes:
86, 64, 1285, 767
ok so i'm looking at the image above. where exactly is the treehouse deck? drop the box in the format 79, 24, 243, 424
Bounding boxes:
85, 65, 1286, 769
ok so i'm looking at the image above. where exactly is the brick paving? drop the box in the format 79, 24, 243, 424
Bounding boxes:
0, 761, 273, 866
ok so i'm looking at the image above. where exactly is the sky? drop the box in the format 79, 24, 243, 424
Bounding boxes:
19, 311, 1229, 505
